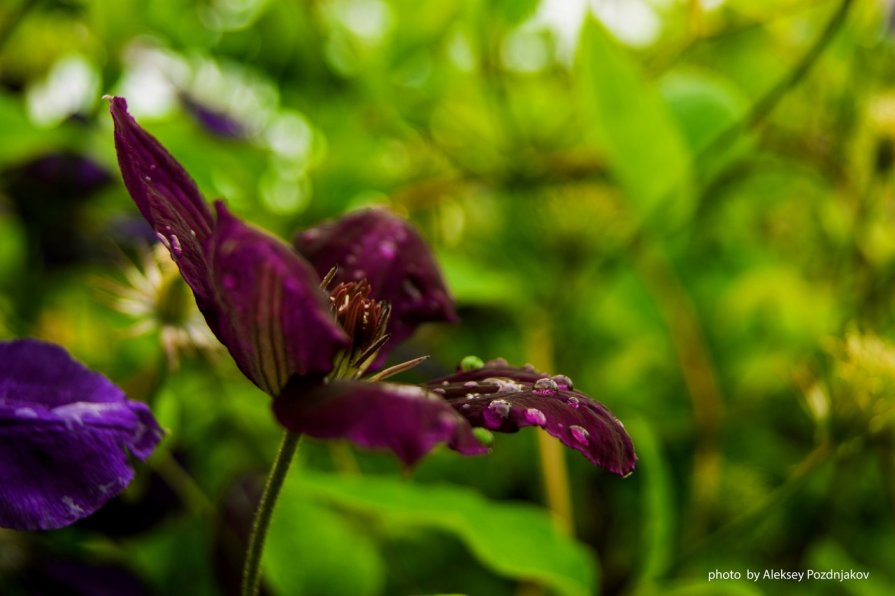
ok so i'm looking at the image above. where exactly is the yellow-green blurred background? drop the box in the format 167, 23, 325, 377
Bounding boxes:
2, 0, 895, 594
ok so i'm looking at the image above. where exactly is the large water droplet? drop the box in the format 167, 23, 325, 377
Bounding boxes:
567, 396, 580, 409
483, 399, 511, 429
533, 377, 558, 394
551, 374, 573, 390
169, 234, 183, 257
464, 381, 479, 388
524, 408, 546, 426
155, 232, 171, 251
483, 377, 523, 393
569, 425, 590, 446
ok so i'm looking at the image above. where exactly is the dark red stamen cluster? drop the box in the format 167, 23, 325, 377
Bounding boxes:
328, 279, 391, 375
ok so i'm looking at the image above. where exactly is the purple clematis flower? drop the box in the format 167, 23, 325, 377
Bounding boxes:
0, 339, 163, 530
109, 96, 482, 466
108, 97, 636, 474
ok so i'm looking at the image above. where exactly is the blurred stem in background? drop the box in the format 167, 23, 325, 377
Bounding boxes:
633, 239, 722, 544
525, 313, 574, 537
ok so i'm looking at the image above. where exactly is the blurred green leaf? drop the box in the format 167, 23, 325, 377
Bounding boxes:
575, 18, 692, 224
298, 471, 597, 596
264, 472, 386, 596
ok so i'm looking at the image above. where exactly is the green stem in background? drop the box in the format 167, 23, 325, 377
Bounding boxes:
633, 240, 723, 542
696, 0, 854, 165
241, 431, 302, 596
675, 440, 833, 564
525, 314, 574, 536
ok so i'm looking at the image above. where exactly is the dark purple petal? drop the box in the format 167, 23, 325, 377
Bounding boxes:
208, 203, 349, 394
109, 97, 216, 318
0, 339, 164, 530
273, 380, 487, 467
294, 209, 457, 361
426, 361, 636, 475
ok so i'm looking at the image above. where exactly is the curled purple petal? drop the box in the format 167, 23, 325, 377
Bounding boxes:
0, 339, 164, 530
209, 203, 349, 394
426, 360, 636, 475
294, 209, 457, 362
273, 380, 487, 467
109, 96, 216, 319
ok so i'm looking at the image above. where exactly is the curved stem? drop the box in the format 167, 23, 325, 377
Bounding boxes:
241, 431, 301, 596
697, 0, 854, 164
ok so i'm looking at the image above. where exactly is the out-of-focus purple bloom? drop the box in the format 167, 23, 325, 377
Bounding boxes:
3, 152, 112, 268
427, 359, 637, 476
109, 97, 481, 466
295, 209, 457, 366
180, 94, 247, 139
0, 339, 163, 530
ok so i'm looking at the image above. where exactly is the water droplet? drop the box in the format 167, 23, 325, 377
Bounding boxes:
465, 393, 479, 399
522, 363, 538, 372
460, 355, 484, 371
567, 396, 580, 409
464, 381, 479, 388
461, 403, 471, 410
524, 408, 546, 426
551, 374, 573, 390
433, 388, 446, 395
483, 399, 511, 429
149, 164, 157, 171
533, 377, 558, 394
143, 175, 152, 182
569, 425, 590, 446
483, 377, 523, 393
155, 232, 171, 250
486, 357, 509, 367
169, 234, 182, 257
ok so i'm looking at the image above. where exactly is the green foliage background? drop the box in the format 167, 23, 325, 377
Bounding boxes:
1, 0, 895, 594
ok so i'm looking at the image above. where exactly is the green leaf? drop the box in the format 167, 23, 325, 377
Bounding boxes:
575, 19, 692, 224
264, 473, 386, 596
297, 471, 597, 596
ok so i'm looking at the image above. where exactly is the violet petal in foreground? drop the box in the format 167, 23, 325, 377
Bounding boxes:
295, 209, 457, 361
208, 203, 349, 394
273, 380, 487, 467
0, 339, 164, 530
109, 97, 216, 316
427, 361, 636, 475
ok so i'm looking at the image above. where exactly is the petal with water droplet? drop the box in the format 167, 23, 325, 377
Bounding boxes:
425, 362, 636, 475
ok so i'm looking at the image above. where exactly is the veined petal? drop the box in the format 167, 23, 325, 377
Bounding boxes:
294, 209, 457, 361
273, 380, 487, 467
109, 97, 216, 318
208, 203, 349, 394
0, 339, 164, 530
426, 361, 636, 476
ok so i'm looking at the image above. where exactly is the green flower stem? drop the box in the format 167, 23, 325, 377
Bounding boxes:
242, 431, 302, 596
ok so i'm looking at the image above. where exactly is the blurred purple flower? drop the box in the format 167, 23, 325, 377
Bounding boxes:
108, 96, 636, 474
0, 339, 163, 530
180, 94, 247, 139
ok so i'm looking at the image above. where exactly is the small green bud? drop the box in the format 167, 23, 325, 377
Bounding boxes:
460, 355, 484, 371
472, 427, 494, 446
